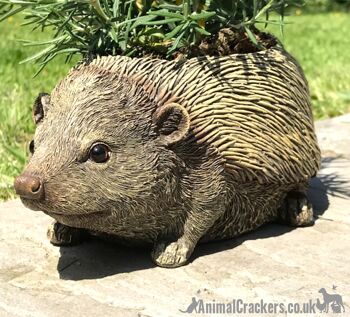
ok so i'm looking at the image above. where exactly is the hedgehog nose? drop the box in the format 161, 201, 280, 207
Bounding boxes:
14, 175, 44, 200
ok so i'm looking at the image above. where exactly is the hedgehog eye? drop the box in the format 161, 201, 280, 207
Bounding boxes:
29, 140, 35, 154
89, 143, 110, 163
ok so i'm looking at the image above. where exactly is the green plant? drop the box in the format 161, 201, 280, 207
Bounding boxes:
0, 0, 304, 72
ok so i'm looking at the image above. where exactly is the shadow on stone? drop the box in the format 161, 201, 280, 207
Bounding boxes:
309, 176, 330, 219
310, 156, 350, 217
318, 156, 350, 196
57, 156, 349, 280
191, 222, 296, 263
58, 240, 154, 280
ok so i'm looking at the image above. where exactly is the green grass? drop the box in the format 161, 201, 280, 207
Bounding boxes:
0, 12, 349, 201
0, 17, 75, 200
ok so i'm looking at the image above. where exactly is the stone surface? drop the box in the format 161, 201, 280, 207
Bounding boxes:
315, 114, 350, 159
0, 116, 349, 317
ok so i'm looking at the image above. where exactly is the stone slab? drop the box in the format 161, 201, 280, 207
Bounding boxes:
315, 114, 350, 158
0, 116, 349, 317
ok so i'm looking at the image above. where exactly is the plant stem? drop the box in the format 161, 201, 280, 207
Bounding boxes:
183, 0, 190, 19
90, 0, 110, 22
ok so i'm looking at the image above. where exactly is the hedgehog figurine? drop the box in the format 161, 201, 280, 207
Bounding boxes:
14, 47, 321, 268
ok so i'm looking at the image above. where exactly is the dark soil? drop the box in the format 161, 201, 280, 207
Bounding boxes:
141, 27, 279, 61
182, 27, 279, 58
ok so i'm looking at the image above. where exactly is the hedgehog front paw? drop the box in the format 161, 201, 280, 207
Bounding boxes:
47, 221, 88, 246
151, 238, 195, 268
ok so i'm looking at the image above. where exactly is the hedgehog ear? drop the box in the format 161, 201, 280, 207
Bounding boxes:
33, 93, 50, 124
153, 103, 190, 145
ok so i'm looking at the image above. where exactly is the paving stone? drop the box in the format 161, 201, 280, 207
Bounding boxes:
315, 114, 350, 158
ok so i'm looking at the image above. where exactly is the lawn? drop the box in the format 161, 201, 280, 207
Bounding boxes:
0, 11, 349, 201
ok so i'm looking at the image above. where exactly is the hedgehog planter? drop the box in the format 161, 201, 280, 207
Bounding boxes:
14, 47, 321, 268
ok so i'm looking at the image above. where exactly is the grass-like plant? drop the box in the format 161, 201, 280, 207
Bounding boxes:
0, 0, 304, 72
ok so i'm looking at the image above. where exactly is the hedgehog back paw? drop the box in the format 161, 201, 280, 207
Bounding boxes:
277, 191, 314, 227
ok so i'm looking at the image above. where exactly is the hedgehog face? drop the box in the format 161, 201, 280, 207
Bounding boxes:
14, 66, 190, 229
